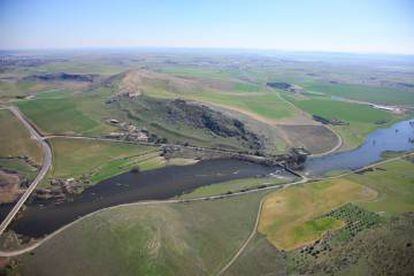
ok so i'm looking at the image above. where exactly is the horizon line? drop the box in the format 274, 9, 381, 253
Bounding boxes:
1, 45, 414, 57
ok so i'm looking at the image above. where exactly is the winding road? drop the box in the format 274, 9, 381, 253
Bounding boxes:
0, 106, 52, 236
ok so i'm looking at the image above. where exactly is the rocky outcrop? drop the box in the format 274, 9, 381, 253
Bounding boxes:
165, 99, 264, 149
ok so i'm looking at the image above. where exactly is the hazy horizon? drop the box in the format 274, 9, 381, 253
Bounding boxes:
1, 0, 414, 55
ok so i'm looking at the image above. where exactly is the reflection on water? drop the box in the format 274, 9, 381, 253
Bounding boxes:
305, 118, 414, 176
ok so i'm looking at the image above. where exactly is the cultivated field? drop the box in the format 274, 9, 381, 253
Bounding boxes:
258, 179, 377, 250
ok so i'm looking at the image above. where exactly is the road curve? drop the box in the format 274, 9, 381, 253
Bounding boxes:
310, 124, 343, 157
0, 106, 52, 236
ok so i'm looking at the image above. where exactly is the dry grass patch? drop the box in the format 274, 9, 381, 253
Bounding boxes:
278, 125, 339, 154
258, 179, 378, 250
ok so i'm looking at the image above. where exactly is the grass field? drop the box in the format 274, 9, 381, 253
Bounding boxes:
179, 177, 290, 199
189, 91, 297, 121
0, 81, 52, 100
347, 158, 414, 215
16, 89, 116, 136
160, 66, 234, 80
287, 95, 399, 148
304, 83, 414, 106
224, 234, 287, 276
17, 191, 266, 275
0, 109, 43, 165
258, 179, 377, 250
47, 138, 159, 185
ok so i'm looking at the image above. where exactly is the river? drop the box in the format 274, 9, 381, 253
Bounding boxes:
0, 159, 289, 237
304, 118, 414, 175
1, 118, 413, 238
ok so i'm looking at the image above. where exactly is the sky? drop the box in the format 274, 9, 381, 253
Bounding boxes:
1, 0, 413, 54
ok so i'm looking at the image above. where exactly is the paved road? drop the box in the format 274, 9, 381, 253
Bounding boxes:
0, 106, 52, 236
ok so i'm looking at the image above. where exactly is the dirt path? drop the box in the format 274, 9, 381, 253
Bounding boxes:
310, 124, 343, 157
216, 151, 414, 274
217, 177, 308, 275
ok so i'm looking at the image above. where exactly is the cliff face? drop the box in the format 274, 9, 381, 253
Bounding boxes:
162, 99, 264, 150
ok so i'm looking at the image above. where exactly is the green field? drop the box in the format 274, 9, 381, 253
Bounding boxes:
348, 158, 414, 215
16, 90, 116, 135
17, 191, 266, 275
287, 95, 399, 148
160, 66, 234, 80
290, 96, 394, 124
0, 81, 52, 100
304, 83, 414, 106
189, 91, 297, 121
46, 138, 159, 185
0, 109, 43, 164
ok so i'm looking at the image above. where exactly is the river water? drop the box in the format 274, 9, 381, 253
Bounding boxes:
1, 118, 413, 238
0, 159, 288, 237
304, 118, 414, 176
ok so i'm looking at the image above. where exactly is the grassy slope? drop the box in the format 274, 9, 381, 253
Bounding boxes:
18, 192, 266, 276
0, 109, 43, 164
348, 158, 414, 215
224, 234, 287, 276
304, 213, 414, 275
